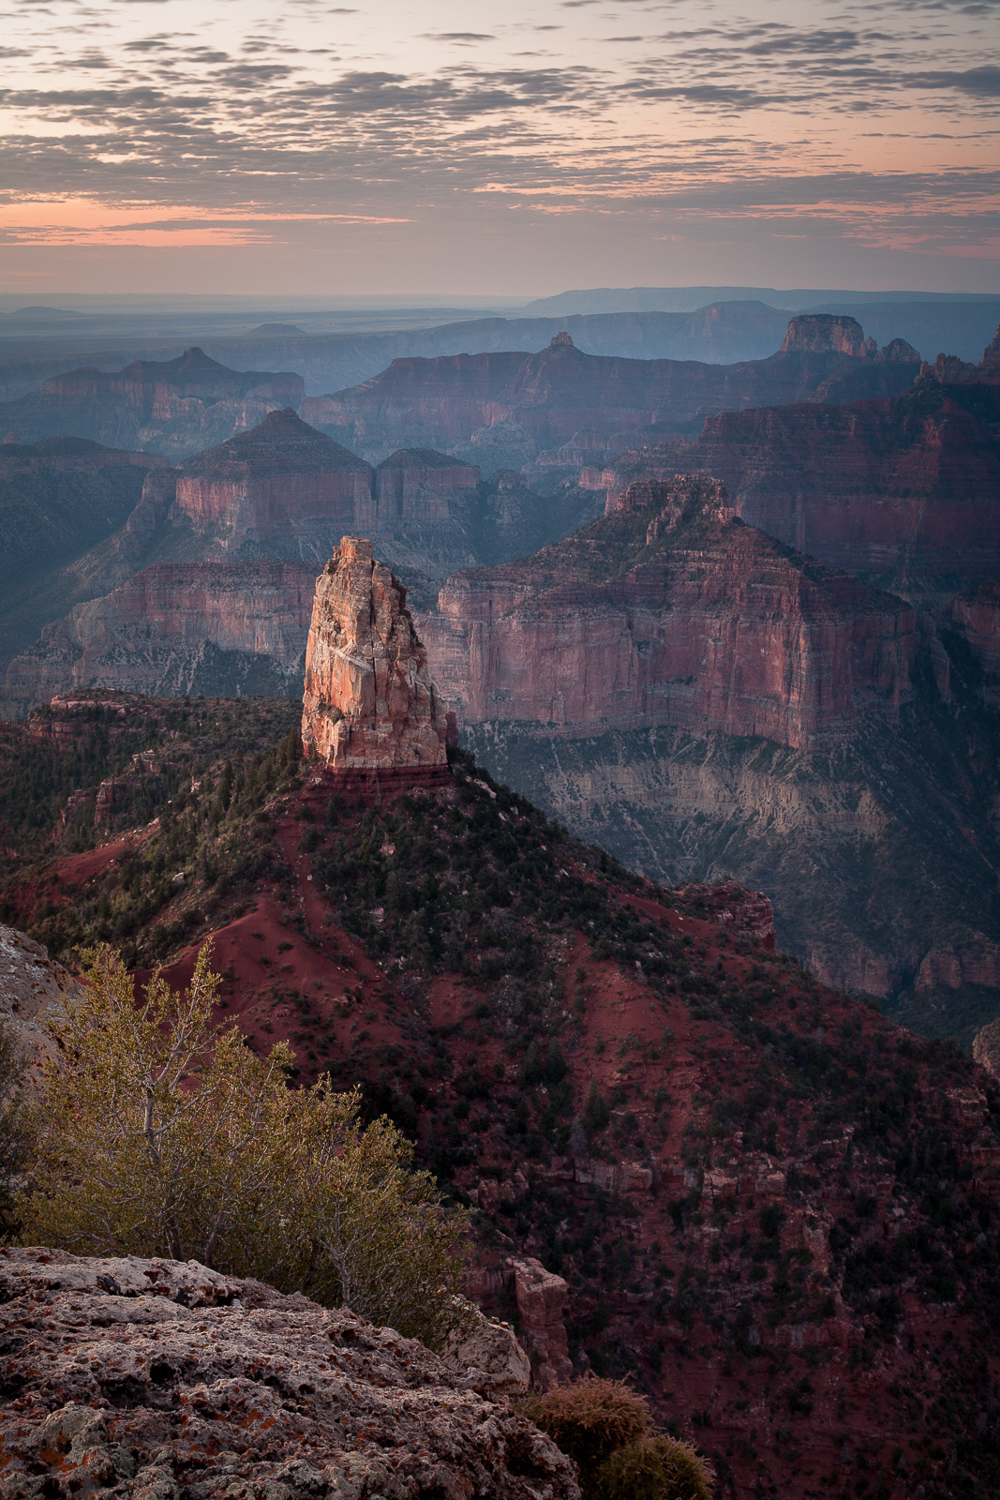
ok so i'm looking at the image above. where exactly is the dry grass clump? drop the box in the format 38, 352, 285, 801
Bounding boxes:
594, 1435, 714, 1500
521, 1377, 652, 1486
521, 1378, 713, 1499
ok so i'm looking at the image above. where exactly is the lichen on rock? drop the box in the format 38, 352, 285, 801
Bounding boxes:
0, 1247, 579, 1500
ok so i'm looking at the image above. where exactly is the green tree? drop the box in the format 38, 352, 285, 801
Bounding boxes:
23, 944, 470, 1349
0, 1018, 31, 1238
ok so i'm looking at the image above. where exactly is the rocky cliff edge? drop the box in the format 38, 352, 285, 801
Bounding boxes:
0, 1246, 574, 1500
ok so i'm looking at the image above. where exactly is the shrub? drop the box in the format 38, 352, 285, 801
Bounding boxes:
595, 1436, 714, 1500
23, 944, 470, 1349
521, 1377, 652, 1486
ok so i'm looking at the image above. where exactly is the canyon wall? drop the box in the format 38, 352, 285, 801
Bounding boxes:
174, 407, 373, 557
422, 474, 920, 753
303, 318, 920, 465
952, 574, 1000, 701
1, 560, 316, 715
417, 475, 999, 1024
597, 371, 1000, 602
0, 347, 304, 461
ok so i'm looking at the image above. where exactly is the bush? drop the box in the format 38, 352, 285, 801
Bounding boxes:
23, 944, 471, 1350
521, 1377, 652, 1486
595, 1436, 714, 1500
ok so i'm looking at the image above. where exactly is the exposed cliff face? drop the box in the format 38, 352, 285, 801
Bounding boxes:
0, 1247, 574, 1500
303, 320, 920, 466
1, 561, 316, 717
0, 347, 304, 461
301, 537, 448, 774
363, 447, 480, 528
175, 407, 372, 559
416, 478, 1000, 1028
423, 474, 919, 752
780, 313, 876, 357
600, 374, 1000, 603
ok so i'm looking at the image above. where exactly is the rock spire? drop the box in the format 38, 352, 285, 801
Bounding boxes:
301, 536, 448, 774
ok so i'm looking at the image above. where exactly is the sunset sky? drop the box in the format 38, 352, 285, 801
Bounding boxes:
0, 0, 997, 295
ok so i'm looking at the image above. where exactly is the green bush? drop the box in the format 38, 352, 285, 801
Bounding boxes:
595, 1436, 714, 1500
521, 1377, 652, 1486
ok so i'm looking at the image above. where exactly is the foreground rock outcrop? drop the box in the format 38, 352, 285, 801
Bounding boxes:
0, 1247, 576, 1500
0, 925, 82, 1078
302, 537, 449, 773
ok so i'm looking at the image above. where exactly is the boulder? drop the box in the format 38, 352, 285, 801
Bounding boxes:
0, 1247, 579, 1500
508, 1257, 574, 1392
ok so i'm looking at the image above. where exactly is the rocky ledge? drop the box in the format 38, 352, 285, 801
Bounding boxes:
0, 1247, 576, 1500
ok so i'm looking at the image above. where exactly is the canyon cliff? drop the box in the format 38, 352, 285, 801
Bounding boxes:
595, 330, 1000, 602
0, 417, 601, 715
952, 573, 1000, 701
301, 536, 448, 774
174, 407, 372, 559
302, 316, 920, 466
423, 473, 919, 752
417, 477, 1000, 1038
1, 561, 316, 718
0, 347, 304, 461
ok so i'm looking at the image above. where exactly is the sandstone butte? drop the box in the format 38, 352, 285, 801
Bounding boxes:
0, 347, 304, 461
301, 536, 449, 777
174, 407, 373, 555
420, 472, 919, 754
0, 1247, 575, 1500
300, 315, 921, 458
595, 324, 1000, 603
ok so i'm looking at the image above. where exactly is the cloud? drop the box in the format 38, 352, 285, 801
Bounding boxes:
909, 64, 1000, 95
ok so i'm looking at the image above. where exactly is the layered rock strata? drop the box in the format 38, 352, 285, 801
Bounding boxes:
303, 319, 920, 464
1, 561, 316, 717
175, 408, 373, 557
0, 347, 304, 461
301, 537, 449, 775
422, 474, 919, 752
0, 1247, 576, 1500
598, 337, 1000, 601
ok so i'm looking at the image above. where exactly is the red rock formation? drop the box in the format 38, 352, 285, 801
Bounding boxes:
304, 322, 920, 461
359, 448, 480, 529
0, 347, 304, 460
2, 561, 316, 715
507, 1257, 574, 1391
174, 408, 373, 553
422, 474, 919, 753
601, 373, 1000, 600
780, 313, 875, 358
301, 537, 448, 774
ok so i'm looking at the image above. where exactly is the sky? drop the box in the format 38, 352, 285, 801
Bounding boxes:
0, 0, 997, 296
